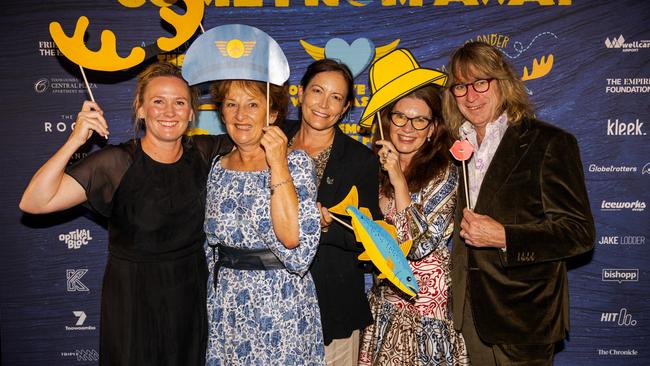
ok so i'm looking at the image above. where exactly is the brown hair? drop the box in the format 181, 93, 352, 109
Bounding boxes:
209, 80, 289, 125
132, 62, 199, 135
373, 84, 453, 197
442, 41, 534, 136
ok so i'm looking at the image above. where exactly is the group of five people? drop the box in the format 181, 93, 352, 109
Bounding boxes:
20, 40, 594, 365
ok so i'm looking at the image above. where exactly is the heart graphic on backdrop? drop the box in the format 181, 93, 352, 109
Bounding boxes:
324, 38, 375, 77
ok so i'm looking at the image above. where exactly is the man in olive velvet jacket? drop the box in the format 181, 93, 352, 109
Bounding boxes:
443, 41, 595, 365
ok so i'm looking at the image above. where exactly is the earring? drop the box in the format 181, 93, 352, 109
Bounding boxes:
427, 136, 431, 142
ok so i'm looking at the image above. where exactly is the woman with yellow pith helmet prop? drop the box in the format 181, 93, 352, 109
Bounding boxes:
182, 24, 325, 365
357, 49, 470, 365
19, 61, 234, 365
283, 59, 381, 366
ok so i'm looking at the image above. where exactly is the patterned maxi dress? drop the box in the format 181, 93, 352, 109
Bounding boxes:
359, 164, 470, 366
204, 150, 325, 366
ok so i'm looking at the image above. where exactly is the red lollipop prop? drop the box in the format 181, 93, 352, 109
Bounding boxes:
450, 140, 474, 209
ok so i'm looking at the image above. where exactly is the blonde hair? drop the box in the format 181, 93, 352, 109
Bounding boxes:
442, 41, 534, 137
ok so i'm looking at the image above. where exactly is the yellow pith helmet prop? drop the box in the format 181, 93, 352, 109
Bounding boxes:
359, 49, 447, 128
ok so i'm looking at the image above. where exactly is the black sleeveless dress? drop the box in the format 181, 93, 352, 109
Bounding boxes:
66, 135, 232, 365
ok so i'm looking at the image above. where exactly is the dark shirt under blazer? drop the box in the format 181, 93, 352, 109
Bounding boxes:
285, 120, 381, 345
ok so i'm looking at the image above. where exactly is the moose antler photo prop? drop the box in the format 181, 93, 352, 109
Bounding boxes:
49, 0, 205, 101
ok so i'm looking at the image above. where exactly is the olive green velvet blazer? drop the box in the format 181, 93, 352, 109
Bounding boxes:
451, 118, 595, 345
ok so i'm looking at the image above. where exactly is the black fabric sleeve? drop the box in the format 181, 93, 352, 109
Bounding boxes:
65, 142, 134, 218
191, 134, 234, 165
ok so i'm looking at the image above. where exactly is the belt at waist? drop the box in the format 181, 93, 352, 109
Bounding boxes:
208, 244, 285, 288
109, 241, 202, 262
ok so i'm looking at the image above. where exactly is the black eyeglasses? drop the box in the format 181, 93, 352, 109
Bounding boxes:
450, 78, 495, 97
389, 112, 433, 131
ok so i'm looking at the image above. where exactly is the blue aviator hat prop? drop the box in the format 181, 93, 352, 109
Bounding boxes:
182, 24, 290, 86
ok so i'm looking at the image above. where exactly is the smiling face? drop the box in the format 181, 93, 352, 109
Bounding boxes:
454, 69, 503, 132
138, 76, 193, 145
220, 82, 277, 148
389, 96, 434, 162
298, 71, 350, 132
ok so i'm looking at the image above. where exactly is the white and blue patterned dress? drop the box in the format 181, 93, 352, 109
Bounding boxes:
204, 150, 325, 366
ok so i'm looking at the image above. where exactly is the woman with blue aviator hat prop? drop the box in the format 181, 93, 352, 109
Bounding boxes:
182, 24, 325, 365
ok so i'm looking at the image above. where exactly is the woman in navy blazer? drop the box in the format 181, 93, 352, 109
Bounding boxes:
284, 59, 381, 365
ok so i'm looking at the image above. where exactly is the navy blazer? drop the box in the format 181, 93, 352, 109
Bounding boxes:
285, 120, 381, 345
451, 118, 595, 345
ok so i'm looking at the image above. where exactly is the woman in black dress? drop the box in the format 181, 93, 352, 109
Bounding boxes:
284, 59, 381, 365
20, 62, 232, 365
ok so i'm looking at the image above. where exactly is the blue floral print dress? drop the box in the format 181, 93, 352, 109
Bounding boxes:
204, 150, 325, 366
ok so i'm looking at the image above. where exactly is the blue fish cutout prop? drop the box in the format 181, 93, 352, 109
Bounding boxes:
329, 186, 419, 298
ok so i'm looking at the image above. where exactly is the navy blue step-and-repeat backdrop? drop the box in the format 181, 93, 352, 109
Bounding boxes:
1, 0, 649, 364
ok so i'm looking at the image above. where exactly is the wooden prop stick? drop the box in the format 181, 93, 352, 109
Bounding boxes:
266, 81, 270, 127
376, 112, 385, 140
449, 139, 474, 209
79, 65, 95, 103
462, 160, 471, 210
329, 214, 354, 231
79, 65, 108, 139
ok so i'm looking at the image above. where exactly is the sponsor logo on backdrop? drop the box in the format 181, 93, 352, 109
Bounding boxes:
34, 78, 96, 95
61, 349, 99, 362
606, 118, 646, 136
38, 40, 63, 56
602, 269, 639, 283
597, 348, 639, 356
601, 308, 637, 326
44, 121, 74, 133
68, 152, 89, 165
598, 235, 645, 245
600, 200, 646, 212
45, 114, 76, 133
35, 78, 49, 93
588, 164, 637, 173
66, 269, 89, 292
65, 311, 96, 331
606, 77, 650, 93
605, 35, 650, 53
642, 163, 650, 175
59, 229, 92, 249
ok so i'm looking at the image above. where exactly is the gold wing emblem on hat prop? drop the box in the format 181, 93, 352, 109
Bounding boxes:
49, 0, 205, 71
215, 40, 256, 59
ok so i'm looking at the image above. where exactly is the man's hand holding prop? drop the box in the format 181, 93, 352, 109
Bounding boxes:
460, 208, 506, 249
